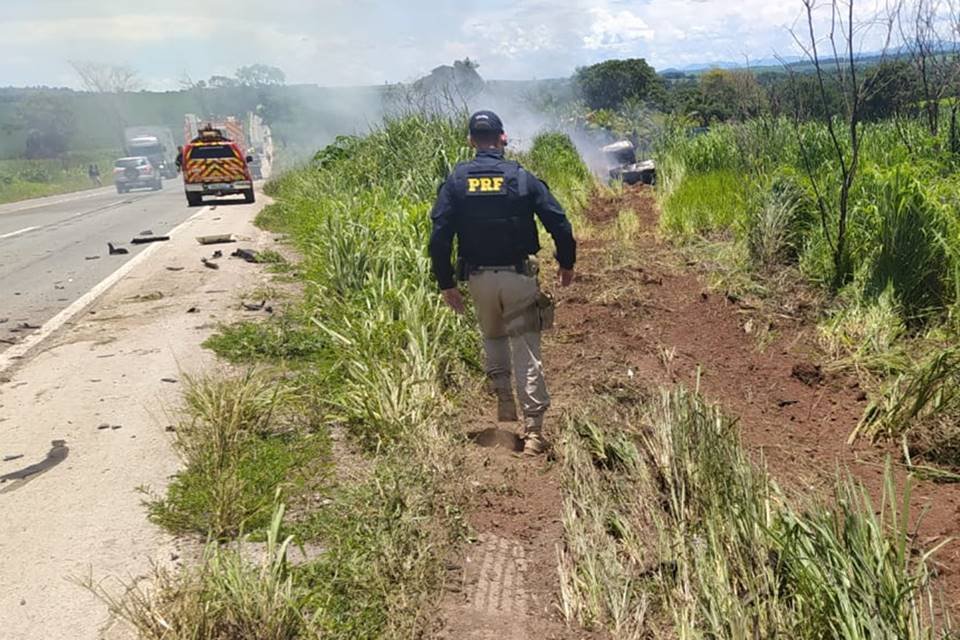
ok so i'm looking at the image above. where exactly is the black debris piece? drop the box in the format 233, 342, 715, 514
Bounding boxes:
85, 255, 100, 260
140, 230, 154, 236
131, 236, 170, 245
187, 306, 200, 314
212, 250, 223, 259
161, 377, 178, 384
166, 266, 184, 272
201, 258, 220, 270
17, 322, 39, 330
3, 454, 24, 462
108, 242, 129, 255
231, 248, 260, 263
241, 300, 266, 311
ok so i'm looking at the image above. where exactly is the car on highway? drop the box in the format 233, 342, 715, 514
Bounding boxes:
113, 156, 163, 193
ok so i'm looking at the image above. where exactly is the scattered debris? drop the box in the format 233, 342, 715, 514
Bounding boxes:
139, 230, 154, 236
107, 242, 129, 255
196, 234, 236, 245
85, 255, 100, 260
0, 318, 7, 324
201, 258, 220, 270
231, 248, 260, 263
131, 236, 170, 244
3, 455, 24, 462
186, 306, 200, 314
160, 377, 178, 384
54, 284, 65, 290
778, 399, 800, 408
241, 300, 266, 311
0, 338, 16, 345
165, 425, 176, 433
212, 250, 223, 259
166, 266, 184, 272
111, 425, 122, 430
17, 322, 39, 330
97, 423, 111, 430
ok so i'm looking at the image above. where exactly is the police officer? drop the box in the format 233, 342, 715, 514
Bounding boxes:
429, 111, 576, 455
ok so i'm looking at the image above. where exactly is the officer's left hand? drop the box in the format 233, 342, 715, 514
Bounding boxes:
442, 288, 466, 314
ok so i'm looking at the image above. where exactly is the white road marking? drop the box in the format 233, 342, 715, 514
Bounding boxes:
0, 205, 212, 375
0, 226, 38, 240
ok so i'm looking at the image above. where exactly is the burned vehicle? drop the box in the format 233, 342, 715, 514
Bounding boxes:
601, 140, 655, 186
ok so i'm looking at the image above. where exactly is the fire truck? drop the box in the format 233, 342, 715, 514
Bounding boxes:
181, 125, 255, 207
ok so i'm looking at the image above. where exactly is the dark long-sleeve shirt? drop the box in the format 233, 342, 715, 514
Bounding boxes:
428, 150, 576, 290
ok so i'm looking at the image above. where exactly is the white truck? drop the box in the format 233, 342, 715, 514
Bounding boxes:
123, 127, 178, 179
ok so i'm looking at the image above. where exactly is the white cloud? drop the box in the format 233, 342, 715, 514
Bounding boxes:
582, 7, 654, 51
0, 0, 903, 88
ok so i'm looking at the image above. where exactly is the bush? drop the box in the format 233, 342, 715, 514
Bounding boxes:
524, 131, 594, 218
861, 166, 951, 322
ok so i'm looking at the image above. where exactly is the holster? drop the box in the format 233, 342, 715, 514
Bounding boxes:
536, 291, 555, 331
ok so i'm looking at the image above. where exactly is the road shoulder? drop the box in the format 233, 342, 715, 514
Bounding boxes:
0, 196, 279, 640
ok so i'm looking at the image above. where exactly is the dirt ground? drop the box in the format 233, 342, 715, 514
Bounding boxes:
0, 196, 279, 639
437, 185, 960, 638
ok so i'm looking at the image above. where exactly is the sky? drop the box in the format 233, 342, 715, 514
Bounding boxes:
0, 0, 893, 90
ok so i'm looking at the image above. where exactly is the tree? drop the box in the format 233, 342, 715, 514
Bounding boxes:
860, 60, 920, 121
763, 72, 844, 120
208, 75, 240, 89
573, 58, 663, 111
235, 64, 286, 87
17, 93, 76, 158
898, 0, 960, 138
787, 0, 894, 288
69, 61, 141, 93
691, 69, 767, 124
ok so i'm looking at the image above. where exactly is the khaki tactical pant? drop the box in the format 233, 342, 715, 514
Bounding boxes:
468, 268, 550, 426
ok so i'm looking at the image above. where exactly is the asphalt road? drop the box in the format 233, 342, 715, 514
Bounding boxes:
0, 182, 228, 352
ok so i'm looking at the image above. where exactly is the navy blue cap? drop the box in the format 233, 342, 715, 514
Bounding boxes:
469, 110, 504, 134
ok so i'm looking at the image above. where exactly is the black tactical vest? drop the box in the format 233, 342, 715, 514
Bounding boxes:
450, 156, 540, 267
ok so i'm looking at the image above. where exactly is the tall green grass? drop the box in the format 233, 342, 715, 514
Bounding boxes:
559, 384, 949, 639
142, 116, 594, 637
656, 115, 960, 454
523, 131, 594, 219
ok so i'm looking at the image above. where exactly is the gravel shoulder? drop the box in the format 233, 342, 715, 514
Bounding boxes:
0, 195, 278, 639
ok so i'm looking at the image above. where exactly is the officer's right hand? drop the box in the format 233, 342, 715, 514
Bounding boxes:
442, 288, 466, 314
